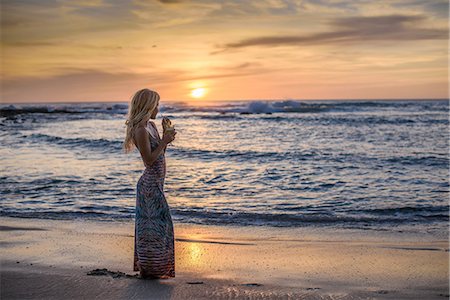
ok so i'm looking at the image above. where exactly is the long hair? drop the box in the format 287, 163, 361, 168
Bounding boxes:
123, 88, 160, 153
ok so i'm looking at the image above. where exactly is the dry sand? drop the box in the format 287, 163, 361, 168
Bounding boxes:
0, 216, 448, 299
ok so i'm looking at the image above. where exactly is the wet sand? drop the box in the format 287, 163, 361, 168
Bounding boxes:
1, 216, 448, 299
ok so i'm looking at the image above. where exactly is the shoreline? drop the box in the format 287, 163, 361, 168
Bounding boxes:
1, 216, 448, 299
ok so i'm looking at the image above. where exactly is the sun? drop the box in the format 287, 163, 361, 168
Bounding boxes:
190, 87, 207, 99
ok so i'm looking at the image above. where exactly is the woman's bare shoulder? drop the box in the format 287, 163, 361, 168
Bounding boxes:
135, 126, 149, 137
133, 126, 149, 145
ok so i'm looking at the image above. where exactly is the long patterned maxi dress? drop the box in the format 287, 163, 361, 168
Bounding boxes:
133, 121, 175, 278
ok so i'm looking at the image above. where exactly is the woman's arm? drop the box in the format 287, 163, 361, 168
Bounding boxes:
135, 127, 168, 167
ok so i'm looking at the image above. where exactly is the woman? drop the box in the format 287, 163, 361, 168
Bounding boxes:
123, 88, 177, 279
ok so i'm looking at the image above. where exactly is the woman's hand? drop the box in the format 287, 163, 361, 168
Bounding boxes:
162, 128, 176, 144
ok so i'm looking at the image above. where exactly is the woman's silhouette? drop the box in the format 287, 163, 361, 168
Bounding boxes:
123, 88, 176, 279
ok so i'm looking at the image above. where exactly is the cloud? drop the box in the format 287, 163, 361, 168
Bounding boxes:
390, 0, 449, 19
218, 14, 448, 51
157, 0, 184, 3
4, 41, 58, 47
1, 0, 142, 46
1, 69, 179, 102
1, 62, 273, 101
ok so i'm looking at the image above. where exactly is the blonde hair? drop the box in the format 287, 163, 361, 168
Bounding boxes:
123, 88, 160, 153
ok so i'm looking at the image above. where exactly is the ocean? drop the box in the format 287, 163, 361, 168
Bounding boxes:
1, 99, 448, 236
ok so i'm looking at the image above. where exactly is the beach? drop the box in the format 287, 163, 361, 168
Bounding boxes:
1, 216, 448, 299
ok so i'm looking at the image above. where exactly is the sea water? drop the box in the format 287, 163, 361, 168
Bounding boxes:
1, 99, 448, 236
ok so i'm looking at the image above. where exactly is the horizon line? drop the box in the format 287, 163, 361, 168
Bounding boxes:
2, 97, 449, 105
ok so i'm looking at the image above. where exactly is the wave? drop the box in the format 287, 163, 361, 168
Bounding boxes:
26, 133, 122, 152
22, 133, 449, 167
232, 100, 330, 114
22, 132, 319, 160
165, 99, 448, 114
182, 113, 448, 125
0, 103, 129, 117
2, 99, 447, 117
169, 207, 449, 227
169, 147, 317, 162
171, 146, 449, 167
1, 205, 447, 227
23, 132, 318, 162
359, 205, 449, 217
385, 155, 449, 167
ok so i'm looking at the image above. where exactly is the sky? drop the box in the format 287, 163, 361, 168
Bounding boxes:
1, 0, 448, 103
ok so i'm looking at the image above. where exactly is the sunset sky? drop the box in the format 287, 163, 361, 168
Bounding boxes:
1, 0, 448, 103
